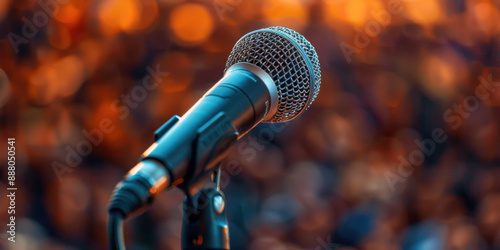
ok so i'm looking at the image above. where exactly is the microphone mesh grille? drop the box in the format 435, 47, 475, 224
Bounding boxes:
225, 27, 321, 123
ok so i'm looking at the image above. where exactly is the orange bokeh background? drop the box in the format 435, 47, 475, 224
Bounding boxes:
1, 0, 500, 249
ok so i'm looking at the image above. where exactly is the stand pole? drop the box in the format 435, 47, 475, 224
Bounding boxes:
181, 168, 230, 250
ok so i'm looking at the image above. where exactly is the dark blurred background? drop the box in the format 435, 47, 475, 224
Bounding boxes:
1, 0, 500, 249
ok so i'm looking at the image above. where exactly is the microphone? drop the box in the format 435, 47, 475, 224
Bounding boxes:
108, 26, 321, 225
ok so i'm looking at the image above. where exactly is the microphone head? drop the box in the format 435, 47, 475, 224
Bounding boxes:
225, 26, 321, 123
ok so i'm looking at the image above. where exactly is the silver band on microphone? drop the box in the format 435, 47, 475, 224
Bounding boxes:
127, 160, 170, 194
224, 62, 278, 122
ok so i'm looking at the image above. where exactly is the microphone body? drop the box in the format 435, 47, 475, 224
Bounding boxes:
141, 63, 277, 193
108, 64, 278, 218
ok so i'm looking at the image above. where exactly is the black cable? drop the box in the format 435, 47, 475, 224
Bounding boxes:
107, 175, 155, 250
108, 211, 125, 250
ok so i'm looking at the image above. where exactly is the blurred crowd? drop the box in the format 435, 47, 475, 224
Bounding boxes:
1, 0, 500, 249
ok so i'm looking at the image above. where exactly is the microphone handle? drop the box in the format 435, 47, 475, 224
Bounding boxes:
142, 63, 275, 193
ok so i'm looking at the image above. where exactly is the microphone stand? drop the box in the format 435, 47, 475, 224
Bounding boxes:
181, 168, 230, 250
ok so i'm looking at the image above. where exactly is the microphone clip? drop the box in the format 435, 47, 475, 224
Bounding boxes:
153, 113, 236, 249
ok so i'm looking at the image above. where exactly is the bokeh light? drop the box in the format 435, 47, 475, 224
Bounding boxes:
168, 3, 215, 45
98, 0, 141, 35
262, 0, 309, 31
0, 69, 11, 108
